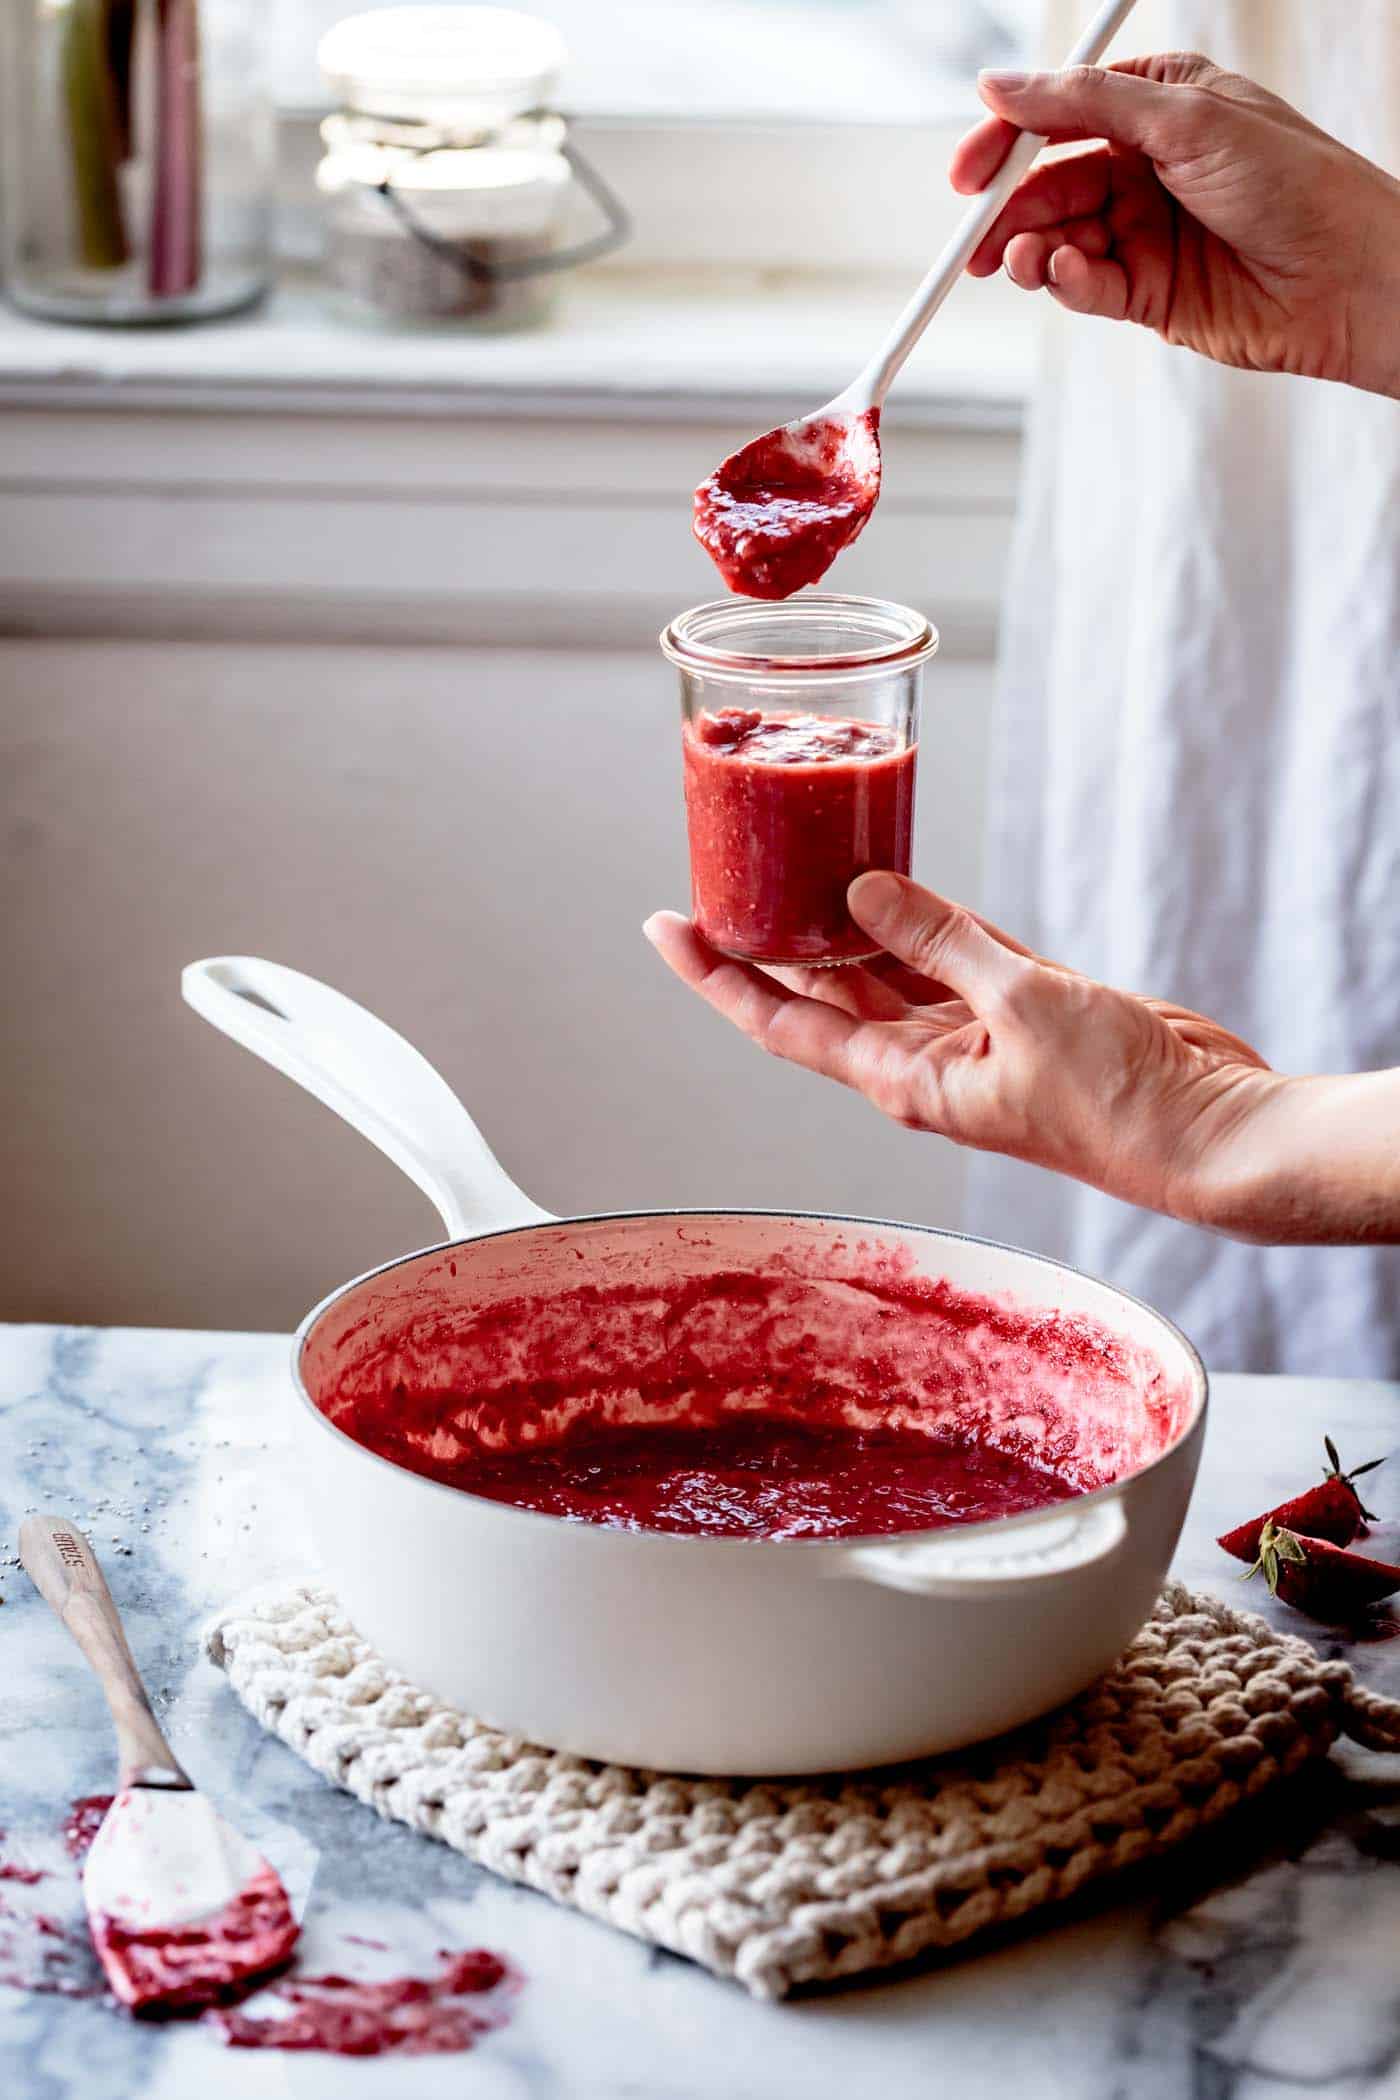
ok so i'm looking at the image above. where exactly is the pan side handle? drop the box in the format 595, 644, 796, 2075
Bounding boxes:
833, 1496, 1128, 1598
182, 956, 553, 1240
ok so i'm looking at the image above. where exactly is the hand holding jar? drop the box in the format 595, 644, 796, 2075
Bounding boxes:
661, 596, 938, 968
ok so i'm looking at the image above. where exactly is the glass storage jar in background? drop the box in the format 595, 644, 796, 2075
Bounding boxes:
662, 596, 938, 968
0, 0, 273, 325
315, 6, 628, 329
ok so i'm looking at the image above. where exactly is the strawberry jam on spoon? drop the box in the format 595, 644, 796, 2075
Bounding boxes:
693, 410, 882, 601
691, 0, 1142, 599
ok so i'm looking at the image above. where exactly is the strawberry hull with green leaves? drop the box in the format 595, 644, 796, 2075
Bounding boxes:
1246, 1520, 1400, 1623
1217, 1438, 1383, 1563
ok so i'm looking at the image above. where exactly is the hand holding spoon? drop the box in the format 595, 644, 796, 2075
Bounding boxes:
692, 0, 1140, 599
20, 1515, 299, 2013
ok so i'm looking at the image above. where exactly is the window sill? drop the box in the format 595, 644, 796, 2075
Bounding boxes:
0, 267, 1025, 653
0, 266, 1029, 426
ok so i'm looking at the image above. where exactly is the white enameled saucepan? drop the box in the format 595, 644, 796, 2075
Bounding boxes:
184, 957, 1207, 1777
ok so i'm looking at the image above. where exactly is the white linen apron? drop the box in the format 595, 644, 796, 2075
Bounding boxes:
965, 0, 1400, 1372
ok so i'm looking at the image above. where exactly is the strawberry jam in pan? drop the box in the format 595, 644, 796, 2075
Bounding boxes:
350, 1412, 1074, 1540
319, 1256, 1189, 1544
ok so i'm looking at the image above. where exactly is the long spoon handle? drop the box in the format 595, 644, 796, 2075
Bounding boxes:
20, 1515, 190, 1790
843, 0, 1140, 412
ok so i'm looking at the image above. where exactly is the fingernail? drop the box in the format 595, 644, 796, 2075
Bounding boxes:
978, 68, 1028, 91
1046, 251, 1060, 286
642, 914, 664, 945
848, 870, 901, 919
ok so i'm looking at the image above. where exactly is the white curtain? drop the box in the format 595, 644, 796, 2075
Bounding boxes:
965, 0, 1400, 1374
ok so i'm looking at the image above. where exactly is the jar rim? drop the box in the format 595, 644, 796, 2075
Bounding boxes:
660, 595, 939, 685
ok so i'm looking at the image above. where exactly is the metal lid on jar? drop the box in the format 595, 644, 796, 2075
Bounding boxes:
318, 6, 567, 129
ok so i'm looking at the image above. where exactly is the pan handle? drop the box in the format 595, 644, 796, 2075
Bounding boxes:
182, 956, 554, 1240
834, 1495, 1127, 1598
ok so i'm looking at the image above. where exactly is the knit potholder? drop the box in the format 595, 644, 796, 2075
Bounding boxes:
205, 1580, 1400, 2000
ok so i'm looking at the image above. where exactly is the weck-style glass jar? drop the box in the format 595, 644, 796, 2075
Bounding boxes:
0, 0, 273, 325
315, 6, 628, 329
662, 596, 938, 968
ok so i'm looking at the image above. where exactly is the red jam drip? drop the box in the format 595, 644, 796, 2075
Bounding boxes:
683, 708, 915, 962
428, 1419, 1074, 1538
0, 1799, 114, 1999
92, 1861, 300, 2015
0, 1899, 97, 2001
210, 1950, 514, 2057
692, 410, 880, 599
63, 1795, 115, 1859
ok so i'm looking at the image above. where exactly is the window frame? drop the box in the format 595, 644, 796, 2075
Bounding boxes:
278, 106, 979, 275
271, 0, 1030, 133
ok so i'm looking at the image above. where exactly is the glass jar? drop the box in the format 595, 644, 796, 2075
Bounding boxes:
662, 596, 938, 968
315, 7, 627, 330
0, 0, 273, 326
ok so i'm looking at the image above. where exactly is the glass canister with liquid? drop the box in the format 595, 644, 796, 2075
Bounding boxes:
0, 0, 273, 325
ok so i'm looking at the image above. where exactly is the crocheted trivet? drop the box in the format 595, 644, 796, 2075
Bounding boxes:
205, 1580, 1400, 2000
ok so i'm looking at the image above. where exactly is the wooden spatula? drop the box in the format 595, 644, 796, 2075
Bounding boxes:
20, 1514, 299, 2013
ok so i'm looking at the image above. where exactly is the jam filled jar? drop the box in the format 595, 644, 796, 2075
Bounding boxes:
315, 5, 627, 330
662, 595, 938, 967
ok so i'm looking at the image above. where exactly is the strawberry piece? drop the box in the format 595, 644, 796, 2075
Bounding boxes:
1245, 1520, 1400, 1622
1217, 1436, 1384, 1563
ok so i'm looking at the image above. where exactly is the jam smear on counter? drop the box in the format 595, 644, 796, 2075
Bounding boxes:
210, 1949, 515, 2057
63, 1795, 115, 1858
0, 1798, 113, 1999
0, 1799, 520, 2058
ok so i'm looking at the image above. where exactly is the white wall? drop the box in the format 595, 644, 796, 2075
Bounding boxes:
1, 637, 993, 1331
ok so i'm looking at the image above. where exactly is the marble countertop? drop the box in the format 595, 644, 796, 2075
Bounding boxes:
3, 1324, 1400, 2099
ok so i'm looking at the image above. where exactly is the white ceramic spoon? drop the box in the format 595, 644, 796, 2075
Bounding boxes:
693, 0, 1140, 598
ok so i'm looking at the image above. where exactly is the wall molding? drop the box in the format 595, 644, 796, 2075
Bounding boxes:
0, 404, 1018, 653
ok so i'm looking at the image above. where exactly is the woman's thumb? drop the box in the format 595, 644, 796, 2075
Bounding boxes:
847, 873, 1029, 1005
977, 63, 1204, 161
